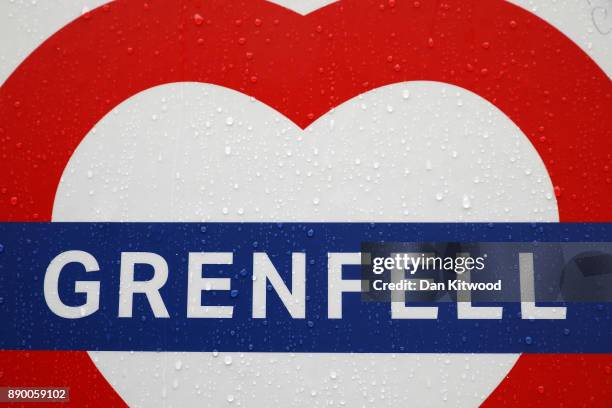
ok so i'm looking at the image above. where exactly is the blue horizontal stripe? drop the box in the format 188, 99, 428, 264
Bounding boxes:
0, 222, 610, 353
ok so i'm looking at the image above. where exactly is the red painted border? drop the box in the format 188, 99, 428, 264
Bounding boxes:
482, 354, 612, 407
0, 0, 611, 406
0, 351, 126, 407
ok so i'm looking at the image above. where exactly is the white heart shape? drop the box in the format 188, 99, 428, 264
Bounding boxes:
53, 81, 557, 407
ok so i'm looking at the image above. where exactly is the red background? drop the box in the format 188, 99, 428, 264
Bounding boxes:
0, 0, 611, 406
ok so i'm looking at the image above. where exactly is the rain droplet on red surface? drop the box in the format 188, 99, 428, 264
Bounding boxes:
193, 13, 204, 26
